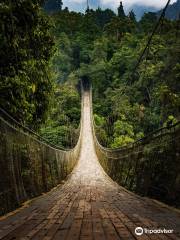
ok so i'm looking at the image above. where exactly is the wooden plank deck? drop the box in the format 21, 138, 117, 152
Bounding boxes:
0, 91, 180, 240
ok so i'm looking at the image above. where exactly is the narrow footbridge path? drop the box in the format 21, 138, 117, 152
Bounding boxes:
0, 91, 180, 240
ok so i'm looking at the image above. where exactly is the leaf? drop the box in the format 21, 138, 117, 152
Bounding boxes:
32, 84, 36, 93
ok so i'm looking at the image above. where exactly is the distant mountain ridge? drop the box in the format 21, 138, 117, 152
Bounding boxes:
43, 0, 180, 21
157, 0, 180, 20
126, 5, 159, 21
129, 0, 180, 21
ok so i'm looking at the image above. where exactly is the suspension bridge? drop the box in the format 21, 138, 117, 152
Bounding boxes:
0, 1, 180, 238
0, 88, 180, 239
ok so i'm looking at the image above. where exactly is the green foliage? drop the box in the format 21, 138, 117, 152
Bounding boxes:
111, 135, 134, 148
0, 0, 55, 129
81, 7, 180, 147
40, 84, 80, 148
94, 114, 105, 127
93, 8, 115, 28
139, 12, 158, 32
51, 33, 73, 82
1, 0, 179, 149
163, 115, 178, 127
52, 9, 82, 37
113, 119, 134, 138
110, 119, 135, 148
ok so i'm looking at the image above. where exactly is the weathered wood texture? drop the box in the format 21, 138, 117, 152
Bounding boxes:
0, 91, 180, 239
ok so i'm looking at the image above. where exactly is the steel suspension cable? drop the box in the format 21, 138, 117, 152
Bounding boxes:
131, 0, 171, 79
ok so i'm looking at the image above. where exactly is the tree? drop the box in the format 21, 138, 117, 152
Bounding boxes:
52, 9, 82, 36
40, 84, 81, 148
41, 3, 180, 147
104, 16, 126, 40
51, 33, 73, 82
93, 8, 115, 28
110, 119, 135, 148
0, 0, 55, 128
140, 12, 158, 32
129, 10, 136, 23
44, 0, 63, 13
80, 10, 100, 41
118, 1, 126, 19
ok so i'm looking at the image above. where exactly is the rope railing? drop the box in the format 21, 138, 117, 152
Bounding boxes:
90, 88, 180, 208
128, 0, 171, 84
0, 107, 67, 151
0, 98, 83, 216
89, 1, 180, 208
0, 107, 81, 151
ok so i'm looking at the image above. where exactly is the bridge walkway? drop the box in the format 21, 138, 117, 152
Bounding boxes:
0, 91, 180, 240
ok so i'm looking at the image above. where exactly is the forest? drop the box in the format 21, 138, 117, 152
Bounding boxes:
0, 0, 179, 148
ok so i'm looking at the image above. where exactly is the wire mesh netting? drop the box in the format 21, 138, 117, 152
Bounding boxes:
90, 90, 180, 208
0, 116, 81, 216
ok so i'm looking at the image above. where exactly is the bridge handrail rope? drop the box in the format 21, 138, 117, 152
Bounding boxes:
3, 1, 81, 151
0, 90, 83, 216
90, 83, 180, 152
128, 0, 171, 83
91, 0, 179, 153
90, 93, 180, 152
0, 107, 66, 151
90, 86, 180, 207
0, 106, 81, 152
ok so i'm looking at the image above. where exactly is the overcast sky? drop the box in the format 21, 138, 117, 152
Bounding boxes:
62, 0, 177, 13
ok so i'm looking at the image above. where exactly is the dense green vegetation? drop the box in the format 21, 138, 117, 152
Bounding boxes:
40, 84, 80, 148
0, 0, 55, 129
1, 0, 179, 149
47, 2, 179, 148
0, 0, 81, 148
